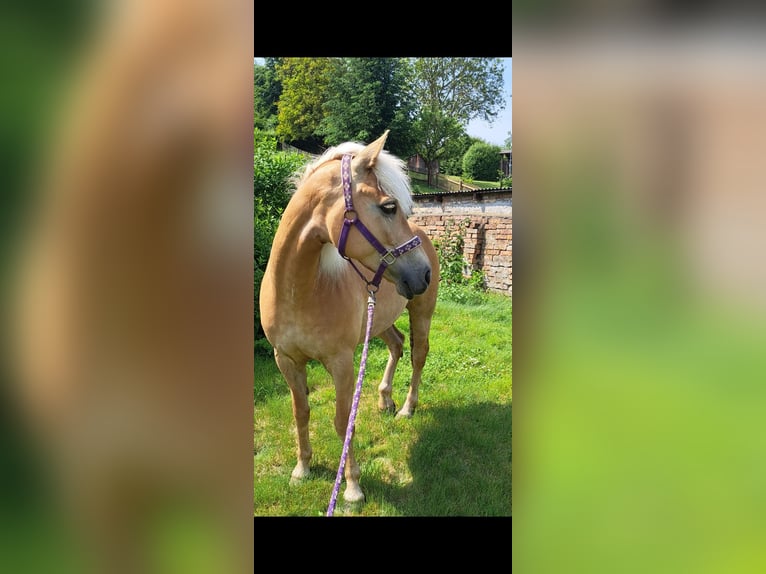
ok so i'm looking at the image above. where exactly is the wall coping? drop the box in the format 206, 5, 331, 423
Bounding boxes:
411, 187, 512, 200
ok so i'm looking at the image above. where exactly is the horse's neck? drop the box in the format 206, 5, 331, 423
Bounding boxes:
270, 196, 328, 296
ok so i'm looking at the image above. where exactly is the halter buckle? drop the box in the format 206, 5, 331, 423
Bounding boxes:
381, 250, 397, 266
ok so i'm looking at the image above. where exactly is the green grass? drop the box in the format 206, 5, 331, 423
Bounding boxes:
408, 171, 504, 194
471, 178, 508, 189
254, 286, 512, 516
410, 181, 440, 194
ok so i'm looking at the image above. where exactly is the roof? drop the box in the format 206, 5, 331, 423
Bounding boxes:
411, 187, 512, 199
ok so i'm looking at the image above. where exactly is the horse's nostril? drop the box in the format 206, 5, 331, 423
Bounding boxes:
424, 269, 431, 285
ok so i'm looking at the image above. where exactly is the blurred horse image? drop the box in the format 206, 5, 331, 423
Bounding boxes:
7, 1, 253, 572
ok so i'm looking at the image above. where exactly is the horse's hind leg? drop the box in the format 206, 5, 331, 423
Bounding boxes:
274, 349, 312, 483
399, 295, 436, 419
377, 325, 405, 414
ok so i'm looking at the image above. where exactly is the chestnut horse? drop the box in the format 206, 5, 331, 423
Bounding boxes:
259, 131, 439, 504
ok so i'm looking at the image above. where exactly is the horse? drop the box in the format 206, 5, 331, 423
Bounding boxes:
259, 130, 440, 505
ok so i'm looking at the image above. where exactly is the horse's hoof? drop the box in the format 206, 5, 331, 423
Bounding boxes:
343, 485, 365, 504
378, 402, 397, 415
290, 462, 311, 484
395, 408, 414, 419
290, 474, 309, 486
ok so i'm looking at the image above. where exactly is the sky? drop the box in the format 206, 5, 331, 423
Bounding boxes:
254, 57, 513, 148
466, 57, 512, 148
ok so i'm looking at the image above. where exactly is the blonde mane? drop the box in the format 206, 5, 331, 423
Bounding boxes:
295, 141, 414, 216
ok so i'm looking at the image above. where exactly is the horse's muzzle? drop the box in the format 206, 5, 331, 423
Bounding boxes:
396, 264, 431, 299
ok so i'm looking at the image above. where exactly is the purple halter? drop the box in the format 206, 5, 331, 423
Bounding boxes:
337, 153, 422, 291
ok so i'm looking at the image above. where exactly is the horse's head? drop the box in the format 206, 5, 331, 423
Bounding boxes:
324, 131, 432, 299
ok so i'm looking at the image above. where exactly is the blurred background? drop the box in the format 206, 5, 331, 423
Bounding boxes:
0, 1, 89, 571
8, 0, 766, 569
514, 5, 766, 573
1, 1, 253, 572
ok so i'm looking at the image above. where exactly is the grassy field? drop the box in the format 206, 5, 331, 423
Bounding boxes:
408, 172, 509, 194
254, 287, 512, 516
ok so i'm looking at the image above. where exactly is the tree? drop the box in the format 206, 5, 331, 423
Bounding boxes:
410, 58, 506, 186
505, 131, 512, 149
318, 58, 417, 158
275, 58, 335, 150
439, 133, 476, 176
463, 141, 502, 181
410, 108, 465, 186
253, 58, 282, 131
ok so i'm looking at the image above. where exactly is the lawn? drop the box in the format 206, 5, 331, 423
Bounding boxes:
409, 173, 509, 194
254, 287, 512, 516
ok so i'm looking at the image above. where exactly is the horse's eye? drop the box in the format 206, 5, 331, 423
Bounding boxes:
379, 202, 397, 215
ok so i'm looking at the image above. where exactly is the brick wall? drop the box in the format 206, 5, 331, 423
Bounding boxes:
411, 214, 513, 296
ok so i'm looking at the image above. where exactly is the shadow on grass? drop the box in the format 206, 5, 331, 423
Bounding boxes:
365, 401, 512, 516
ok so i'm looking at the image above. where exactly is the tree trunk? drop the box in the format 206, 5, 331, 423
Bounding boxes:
426, 160, 438, 188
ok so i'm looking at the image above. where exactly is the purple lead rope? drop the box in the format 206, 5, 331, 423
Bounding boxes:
326, 292, 376, 516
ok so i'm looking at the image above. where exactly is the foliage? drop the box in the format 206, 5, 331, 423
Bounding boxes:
411, 107, 465, 186
254, 130, 308, 350
504, 131, 512, 149
410, 58, 506, 125
432, 218, 488, 304
409, 58, 506, 186
462, 141, 502, 181
257, 57, 507, 178
439, 133, 477, 176
317, 58, 417, 158
253, 58, 282, 131
500, 175, 512, 188
434, 218, 469, 284
275, 58, 334, 148
438, 280, 490, 305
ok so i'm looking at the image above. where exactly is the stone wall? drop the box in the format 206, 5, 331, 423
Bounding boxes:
410, 213, 513, 297
411, 189, 512, 216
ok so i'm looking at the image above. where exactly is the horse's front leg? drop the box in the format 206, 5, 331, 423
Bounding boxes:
377, 326, 404, 414
325, 351, 365, 503
274, 349, 312, 483
400, 296, 436, 419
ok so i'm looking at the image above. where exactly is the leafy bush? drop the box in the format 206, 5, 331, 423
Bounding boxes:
254, 130, 308, 352
499, 175, 512, 188
439, 133, 475, 176
438, 281, 489, 305
462, 141, 502, 181
433, 218, 488, 304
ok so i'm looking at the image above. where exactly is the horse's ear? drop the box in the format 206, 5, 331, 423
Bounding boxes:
352, 130, 389, 175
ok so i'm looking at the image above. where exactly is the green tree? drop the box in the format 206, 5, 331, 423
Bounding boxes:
463, 141, 502, 181
410, 58, 506, 186
275, 58, 334, 150
317, 58, 416, 158
253, 58, 282, 131
411, 107, 465, 186
505, 131, 512, 149
439, 133, 477, 176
